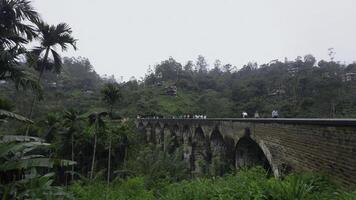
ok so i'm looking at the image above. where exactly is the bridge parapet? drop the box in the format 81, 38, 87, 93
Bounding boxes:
136, 118, 356, 188
137, 118, 356, 126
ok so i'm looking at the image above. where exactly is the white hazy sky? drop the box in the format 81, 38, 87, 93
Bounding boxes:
32, 0, 356, 80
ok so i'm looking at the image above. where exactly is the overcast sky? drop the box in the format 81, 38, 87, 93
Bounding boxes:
32, 0, 356, 80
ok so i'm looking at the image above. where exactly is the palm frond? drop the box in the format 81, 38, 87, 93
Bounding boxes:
0, 157, 76, 171
0, 135, 44, 143
101, 82, 121, 106
0, 0, 39, 44
51, 49, 62, 73
0, 141, 49, 158
0, 109, 33, 123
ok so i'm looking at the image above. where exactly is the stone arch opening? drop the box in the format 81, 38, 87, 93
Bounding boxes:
210, 128, 227, 176
137, 122, 146, 141
182, 125, 193, 170
145, 123, 155, 144
155, 123, 163, 147
235, 135, 272, 173
192, 127, 209, 175
172, 125, 183, 145
182, 125, 192, 145
163, 125, 178, 154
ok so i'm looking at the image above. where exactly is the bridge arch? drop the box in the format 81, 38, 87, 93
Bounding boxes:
192, 127, 209, 175
163, 124, 179, 154
210, 128, 227, 176
145, 123, 155, 143
173, 124, 183, 145
154, 123, 163, 147
235, 128, 273, 174
137, 122, 147, 142
182, 125, 192, 145
137, 122, 145, 133
182, 125, 193, 170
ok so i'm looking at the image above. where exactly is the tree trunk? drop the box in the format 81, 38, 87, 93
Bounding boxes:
107, 138, 111, 185
71, 132, 75, 181
26, 47, 51, 136
90, 134, 97, 179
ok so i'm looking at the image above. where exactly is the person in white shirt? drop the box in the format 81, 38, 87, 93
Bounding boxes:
254, 111, 260, 118
272, 110, 279, 118
242, 112, 248, 118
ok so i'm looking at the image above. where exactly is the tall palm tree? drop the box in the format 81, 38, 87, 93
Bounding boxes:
87, 112, 108, 179
0, 0, 39, 48
101, 82, 121, 183
0, 0, 40, 89
63, 109, 83, 181
42, 112, 61, 143
26, 21, 77, 134
101, 82, 121, 118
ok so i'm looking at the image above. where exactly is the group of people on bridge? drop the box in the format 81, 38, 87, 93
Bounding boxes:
137, 110, 280, 119
136, 114, 208, 119
242, 110, 279, 118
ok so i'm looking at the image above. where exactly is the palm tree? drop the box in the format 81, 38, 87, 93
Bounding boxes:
101, 82, 121, 183
0, 0, 40, 89
42, 112, 61, 143
101, 82, 121, 118
0, 0, 39, 48
63, 109, 82, 181
26, 21, 77, 134
87, 112, 108, 179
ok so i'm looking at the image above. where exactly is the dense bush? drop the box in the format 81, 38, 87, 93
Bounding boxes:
70, 177, 155, 200
71, 168, 356, 200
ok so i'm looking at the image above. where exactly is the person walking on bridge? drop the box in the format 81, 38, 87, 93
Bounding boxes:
254, 111, 260, 118
272, 110, 279, 118
242, 112, 248, 118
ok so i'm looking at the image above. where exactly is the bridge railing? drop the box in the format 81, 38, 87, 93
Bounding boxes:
137, 118, 356, 126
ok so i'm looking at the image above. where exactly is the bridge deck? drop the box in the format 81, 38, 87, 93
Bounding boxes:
139, 118, 356, 126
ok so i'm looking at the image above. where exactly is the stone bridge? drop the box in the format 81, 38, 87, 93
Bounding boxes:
136, 118, 356, 187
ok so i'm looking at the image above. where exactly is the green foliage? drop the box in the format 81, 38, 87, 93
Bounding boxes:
70, 168, 356, 200
0, 109, 33, 124
70, 177, 154, 200
125, 145, 189, 192
0, 137, 75, 199
9, 171, 73, 200
101, 82, 121, 114
0, 0, 41, 90
126, 56, 356, 118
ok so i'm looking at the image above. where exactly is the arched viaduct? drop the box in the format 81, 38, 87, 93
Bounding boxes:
136, 118, 356, 187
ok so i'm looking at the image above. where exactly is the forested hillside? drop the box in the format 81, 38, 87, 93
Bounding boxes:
136, 55, 356, 118
1, 57, 103, 118
3, 55, 356, 124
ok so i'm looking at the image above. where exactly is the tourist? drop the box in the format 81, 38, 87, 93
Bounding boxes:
272, 110, 279, 118
242, 112, 248, 118
254, 111, 260, 118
